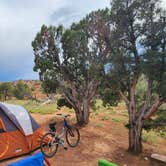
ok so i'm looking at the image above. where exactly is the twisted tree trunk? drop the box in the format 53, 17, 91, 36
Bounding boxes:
127, 91, 163, 154
75, 100, 90, 125
128, 116, 143, 153
64, 80, 98, 126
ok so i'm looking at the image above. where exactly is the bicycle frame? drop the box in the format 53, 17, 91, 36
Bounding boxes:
56, 118, 68, 141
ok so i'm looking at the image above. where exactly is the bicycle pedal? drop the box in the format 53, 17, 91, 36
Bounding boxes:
64, 147, 68, 150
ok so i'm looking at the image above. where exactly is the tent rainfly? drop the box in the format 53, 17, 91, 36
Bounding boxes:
0, 102, 45, 161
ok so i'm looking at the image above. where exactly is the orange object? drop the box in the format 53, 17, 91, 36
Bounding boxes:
0, 102, 45, 161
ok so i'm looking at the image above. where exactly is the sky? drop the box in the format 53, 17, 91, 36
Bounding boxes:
0, 0, 110, 81
0, 0, 166, 82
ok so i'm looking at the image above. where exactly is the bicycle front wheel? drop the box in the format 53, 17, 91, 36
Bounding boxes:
40, 132, 58, 158
66, 126, 80, 147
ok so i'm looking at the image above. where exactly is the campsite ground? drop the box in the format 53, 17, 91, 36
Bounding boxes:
1, 102, 166, 166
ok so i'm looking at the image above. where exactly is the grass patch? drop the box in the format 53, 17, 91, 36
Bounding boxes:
29, 104, 57, 114
142, 130, 159, 144
101, 115, 109, 121
6, 100, 57, 114
108, 109, 116, 115
111, 118, 122, 123
121, 112, 128, 117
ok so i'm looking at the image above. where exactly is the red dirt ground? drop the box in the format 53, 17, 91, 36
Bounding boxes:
1, 110, 166, 166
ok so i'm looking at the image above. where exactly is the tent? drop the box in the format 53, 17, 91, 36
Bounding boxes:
0, 102, 45, 161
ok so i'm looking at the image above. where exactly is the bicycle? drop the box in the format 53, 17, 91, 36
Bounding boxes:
40, 113, 80, 158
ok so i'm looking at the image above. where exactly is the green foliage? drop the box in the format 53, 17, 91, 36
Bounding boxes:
135, 75, 148, 107
143, 106, 166, 137
142, 130, 159, 144
32, 11, 110, 124
100, 88, 120, 107
13, 81, 31, 100
101, 115, 109, 121
41, 75, 57, 95
29, 104, 57, 114
7, 100, 57, 114
112, 118, 122, 123
102, 0, 166, 109
57, 97, 72, 109
0, 82, 13, 100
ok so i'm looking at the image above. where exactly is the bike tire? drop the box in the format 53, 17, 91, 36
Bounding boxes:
40, 132, 58, 158
66, 126, 80, 147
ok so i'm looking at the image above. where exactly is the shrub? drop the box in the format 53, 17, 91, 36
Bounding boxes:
142, 130, 159, 144
143, 107, 166, 138
57, 97, 72, 109
101, 115, 109, 121
112, 118, 121, 123
13, 81, 31, 100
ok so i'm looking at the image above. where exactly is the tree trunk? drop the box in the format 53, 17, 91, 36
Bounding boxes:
75, 100, 90, 125
127, 83, 144, 154
4, 90, 7, 101
75, 110, 84, 125
128, 118, 143, 154
83, 99, 90, 124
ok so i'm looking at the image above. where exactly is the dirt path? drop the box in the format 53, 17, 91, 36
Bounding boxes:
1, 111, 166, 166
30, 112, 164, 166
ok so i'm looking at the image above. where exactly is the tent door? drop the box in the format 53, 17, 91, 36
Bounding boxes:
0, 117, 6, 133
0, 117, 9, 159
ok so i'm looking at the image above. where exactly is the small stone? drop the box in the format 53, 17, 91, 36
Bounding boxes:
121, 153, 124, 157
144, 157, 148, 160
123, 164, 127, 166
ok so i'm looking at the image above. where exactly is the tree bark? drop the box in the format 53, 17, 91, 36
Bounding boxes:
128, 117, 143, 154
75, 109, 84, 125
127, 82, 144, 154
83, 99, 90, 124
64, 80, 98, 126
75, 100, 90, 125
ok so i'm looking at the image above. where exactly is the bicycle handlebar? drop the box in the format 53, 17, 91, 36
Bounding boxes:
56, 113, 71, 118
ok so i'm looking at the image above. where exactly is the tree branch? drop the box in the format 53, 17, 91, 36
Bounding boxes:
119, 90, 129, 106
143, 98, 164, 120
135, 79, 152, 119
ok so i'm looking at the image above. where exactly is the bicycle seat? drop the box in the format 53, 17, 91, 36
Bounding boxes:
49, 122, 56, 131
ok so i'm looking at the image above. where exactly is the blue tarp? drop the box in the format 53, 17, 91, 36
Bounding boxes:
7, 152, 44, 166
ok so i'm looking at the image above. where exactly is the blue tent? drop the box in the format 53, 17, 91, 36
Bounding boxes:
7, 152, 44, 166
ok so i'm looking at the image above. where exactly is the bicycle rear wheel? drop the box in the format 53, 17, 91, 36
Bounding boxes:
66, 126, 80, 147
40, 132, 58, 158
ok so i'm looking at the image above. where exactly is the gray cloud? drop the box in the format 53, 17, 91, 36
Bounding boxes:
1, 0, 166, 81
50, 6, 82, 27
0, 0, 123, 81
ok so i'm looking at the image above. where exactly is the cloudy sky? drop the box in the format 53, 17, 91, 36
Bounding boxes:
0, 0, 110, 81
0, 0, 166, 82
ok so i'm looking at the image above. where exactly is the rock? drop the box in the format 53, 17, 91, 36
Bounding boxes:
121, 153, 124, 157
123, 164, 127, 166
151, 153, 166, 163
144, 157, 148, 160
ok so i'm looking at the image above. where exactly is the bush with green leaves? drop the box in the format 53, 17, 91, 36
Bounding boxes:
143, 106, 166, 137
0, 82, 13, 100
57, 97, 72, 109
13, 81, 32, 100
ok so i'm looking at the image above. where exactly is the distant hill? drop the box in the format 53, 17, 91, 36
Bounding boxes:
3, 80, 47, 100
18, 80, 47, 100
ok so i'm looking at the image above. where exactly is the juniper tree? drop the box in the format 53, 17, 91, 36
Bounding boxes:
103, 0, 166, 153
32, 9, 110, 125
